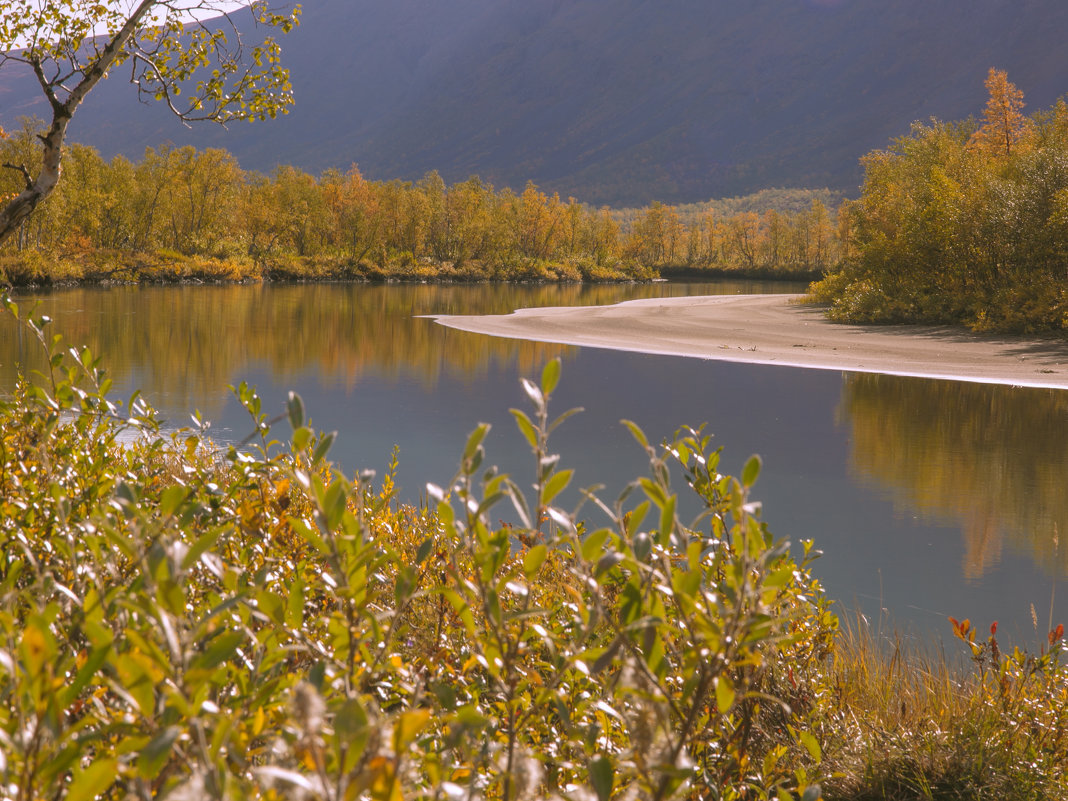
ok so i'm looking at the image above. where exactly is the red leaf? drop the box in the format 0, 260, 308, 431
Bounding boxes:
1050, 624, 1064, 645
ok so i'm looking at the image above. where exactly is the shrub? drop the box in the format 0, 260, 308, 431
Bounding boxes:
0, 298, 836, 800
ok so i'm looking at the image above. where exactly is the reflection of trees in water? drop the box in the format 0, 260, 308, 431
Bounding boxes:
840, 374, 1068, 580
1, 280, 797, 415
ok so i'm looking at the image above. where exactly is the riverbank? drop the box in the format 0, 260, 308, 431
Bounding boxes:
0, 249, 659, 287
432, 293, 1068, 389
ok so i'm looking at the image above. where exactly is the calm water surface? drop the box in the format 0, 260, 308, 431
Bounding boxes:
3, 281, 1065, 642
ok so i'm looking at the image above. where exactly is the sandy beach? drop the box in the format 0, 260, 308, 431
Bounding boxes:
432, 294, 1068, 389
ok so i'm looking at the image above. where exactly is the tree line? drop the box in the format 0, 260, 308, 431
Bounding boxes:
813, 68, 1068, 332
0, 120, 839, 285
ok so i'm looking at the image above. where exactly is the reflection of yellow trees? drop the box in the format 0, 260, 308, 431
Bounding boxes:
841, 374, 1068, 579
1, 281, 787, 414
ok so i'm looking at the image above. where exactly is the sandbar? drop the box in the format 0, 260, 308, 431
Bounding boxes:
431, 294, 1068, 389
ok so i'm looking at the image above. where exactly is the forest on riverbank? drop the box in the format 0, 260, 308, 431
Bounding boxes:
812, 69, 1068, 333
0, 121, 839, 287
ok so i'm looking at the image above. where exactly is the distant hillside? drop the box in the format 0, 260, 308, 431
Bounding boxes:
3, 0, 1068, 206
611, 189, 845, 233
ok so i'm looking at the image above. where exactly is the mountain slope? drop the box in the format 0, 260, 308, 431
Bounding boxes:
3, 0, 1068, 205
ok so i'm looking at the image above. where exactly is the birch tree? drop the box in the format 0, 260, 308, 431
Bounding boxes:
0, 0, 300, 246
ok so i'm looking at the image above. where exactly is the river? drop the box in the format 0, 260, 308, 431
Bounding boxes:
2, 280, 1065, 642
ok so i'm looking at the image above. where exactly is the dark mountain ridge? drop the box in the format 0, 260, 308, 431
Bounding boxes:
2, 0, 1068, 206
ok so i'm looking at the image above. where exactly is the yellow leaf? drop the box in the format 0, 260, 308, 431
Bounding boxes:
394, 708, 432, 751
368, 756, 401, 801
715, 675, 736, 713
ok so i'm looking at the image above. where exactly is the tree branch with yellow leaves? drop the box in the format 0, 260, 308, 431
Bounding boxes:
0, 0, 300, 247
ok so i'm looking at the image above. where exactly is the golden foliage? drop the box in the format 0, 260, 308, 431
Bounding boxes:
971, 68, 1032, 157
0, 132, 838, 284
814, 70, 1068, 332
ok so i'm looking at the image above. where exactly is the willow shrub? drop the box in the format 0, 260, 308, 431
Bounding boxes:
0, 298, 837, 800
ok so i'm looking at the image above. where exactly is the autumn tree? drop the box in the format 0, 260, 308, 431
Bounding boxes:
444, 176, 497, 265
759, 209, 787, 270
971, 67, 1030, 157
795, 198, 834, 271
625, 201, 683, 267
726, 211, 761, 270
163, 146, 243, 253
0, 0, 300, 247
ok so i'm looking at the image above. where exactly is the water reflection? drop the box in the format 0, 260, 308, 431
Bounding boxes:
0, 280, 797, 416
1, 281, 1064, 634
840, 373, 1068, 580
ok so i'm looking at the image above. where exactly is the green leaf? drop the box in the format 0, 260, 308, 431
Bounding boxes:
189, 630, 244, 673
322, 478, 349, 530
292, 426, 312, 452
626, 501, 650, 539
548, 405, 584, 435
312, 430, 337, 463
798, 730, 822, 763
742, 454, 762, 488
638, 477, 667, 507
580, 528, 610, 562
589, 755, 614, 801
257, 589, 285, 625
595, 551, 624, 577
462, 423, 491, 462
159, 485, 189, 519
541, 468, 573, 505
523, 544, 548, 578
440, 589, 476, 636
540, 358, 561, 396
138, 726, 180, 779
286, 574, 306, 628
620, 419, 649, 449
182, 527, 224, 570
658, 493, 677, 543
62, 645, 110, 708
335, 698, 370, 770
633, 531, 652, 561
287, 391, 305, 429
67, 758, 118, 801
335, 697, 369, 739
290, 515, 330, 556
764, 563, 797, 590
510, 408, 538, 449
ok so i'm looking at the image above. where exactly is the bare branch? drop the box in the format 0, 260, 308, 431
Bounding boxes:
2, 163, 34, 192
128, 50, 200, 126
29, 57, 64, 113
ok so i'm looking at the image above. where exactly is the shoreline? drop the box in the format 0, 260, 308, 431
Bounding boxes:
431, 293, 1068, 389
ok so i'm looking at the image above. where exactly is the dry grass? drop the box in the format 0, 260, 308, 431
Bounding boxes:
821, 613, 1068, 800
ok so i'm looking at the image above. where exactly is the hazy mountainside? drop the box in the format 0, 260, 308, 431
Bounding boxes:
3, 0, 1068, 206
613, 189, 846, 232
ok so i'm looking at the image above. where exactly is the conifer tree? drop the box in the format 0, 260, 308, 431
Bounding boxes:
972, 67, 1030, 156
